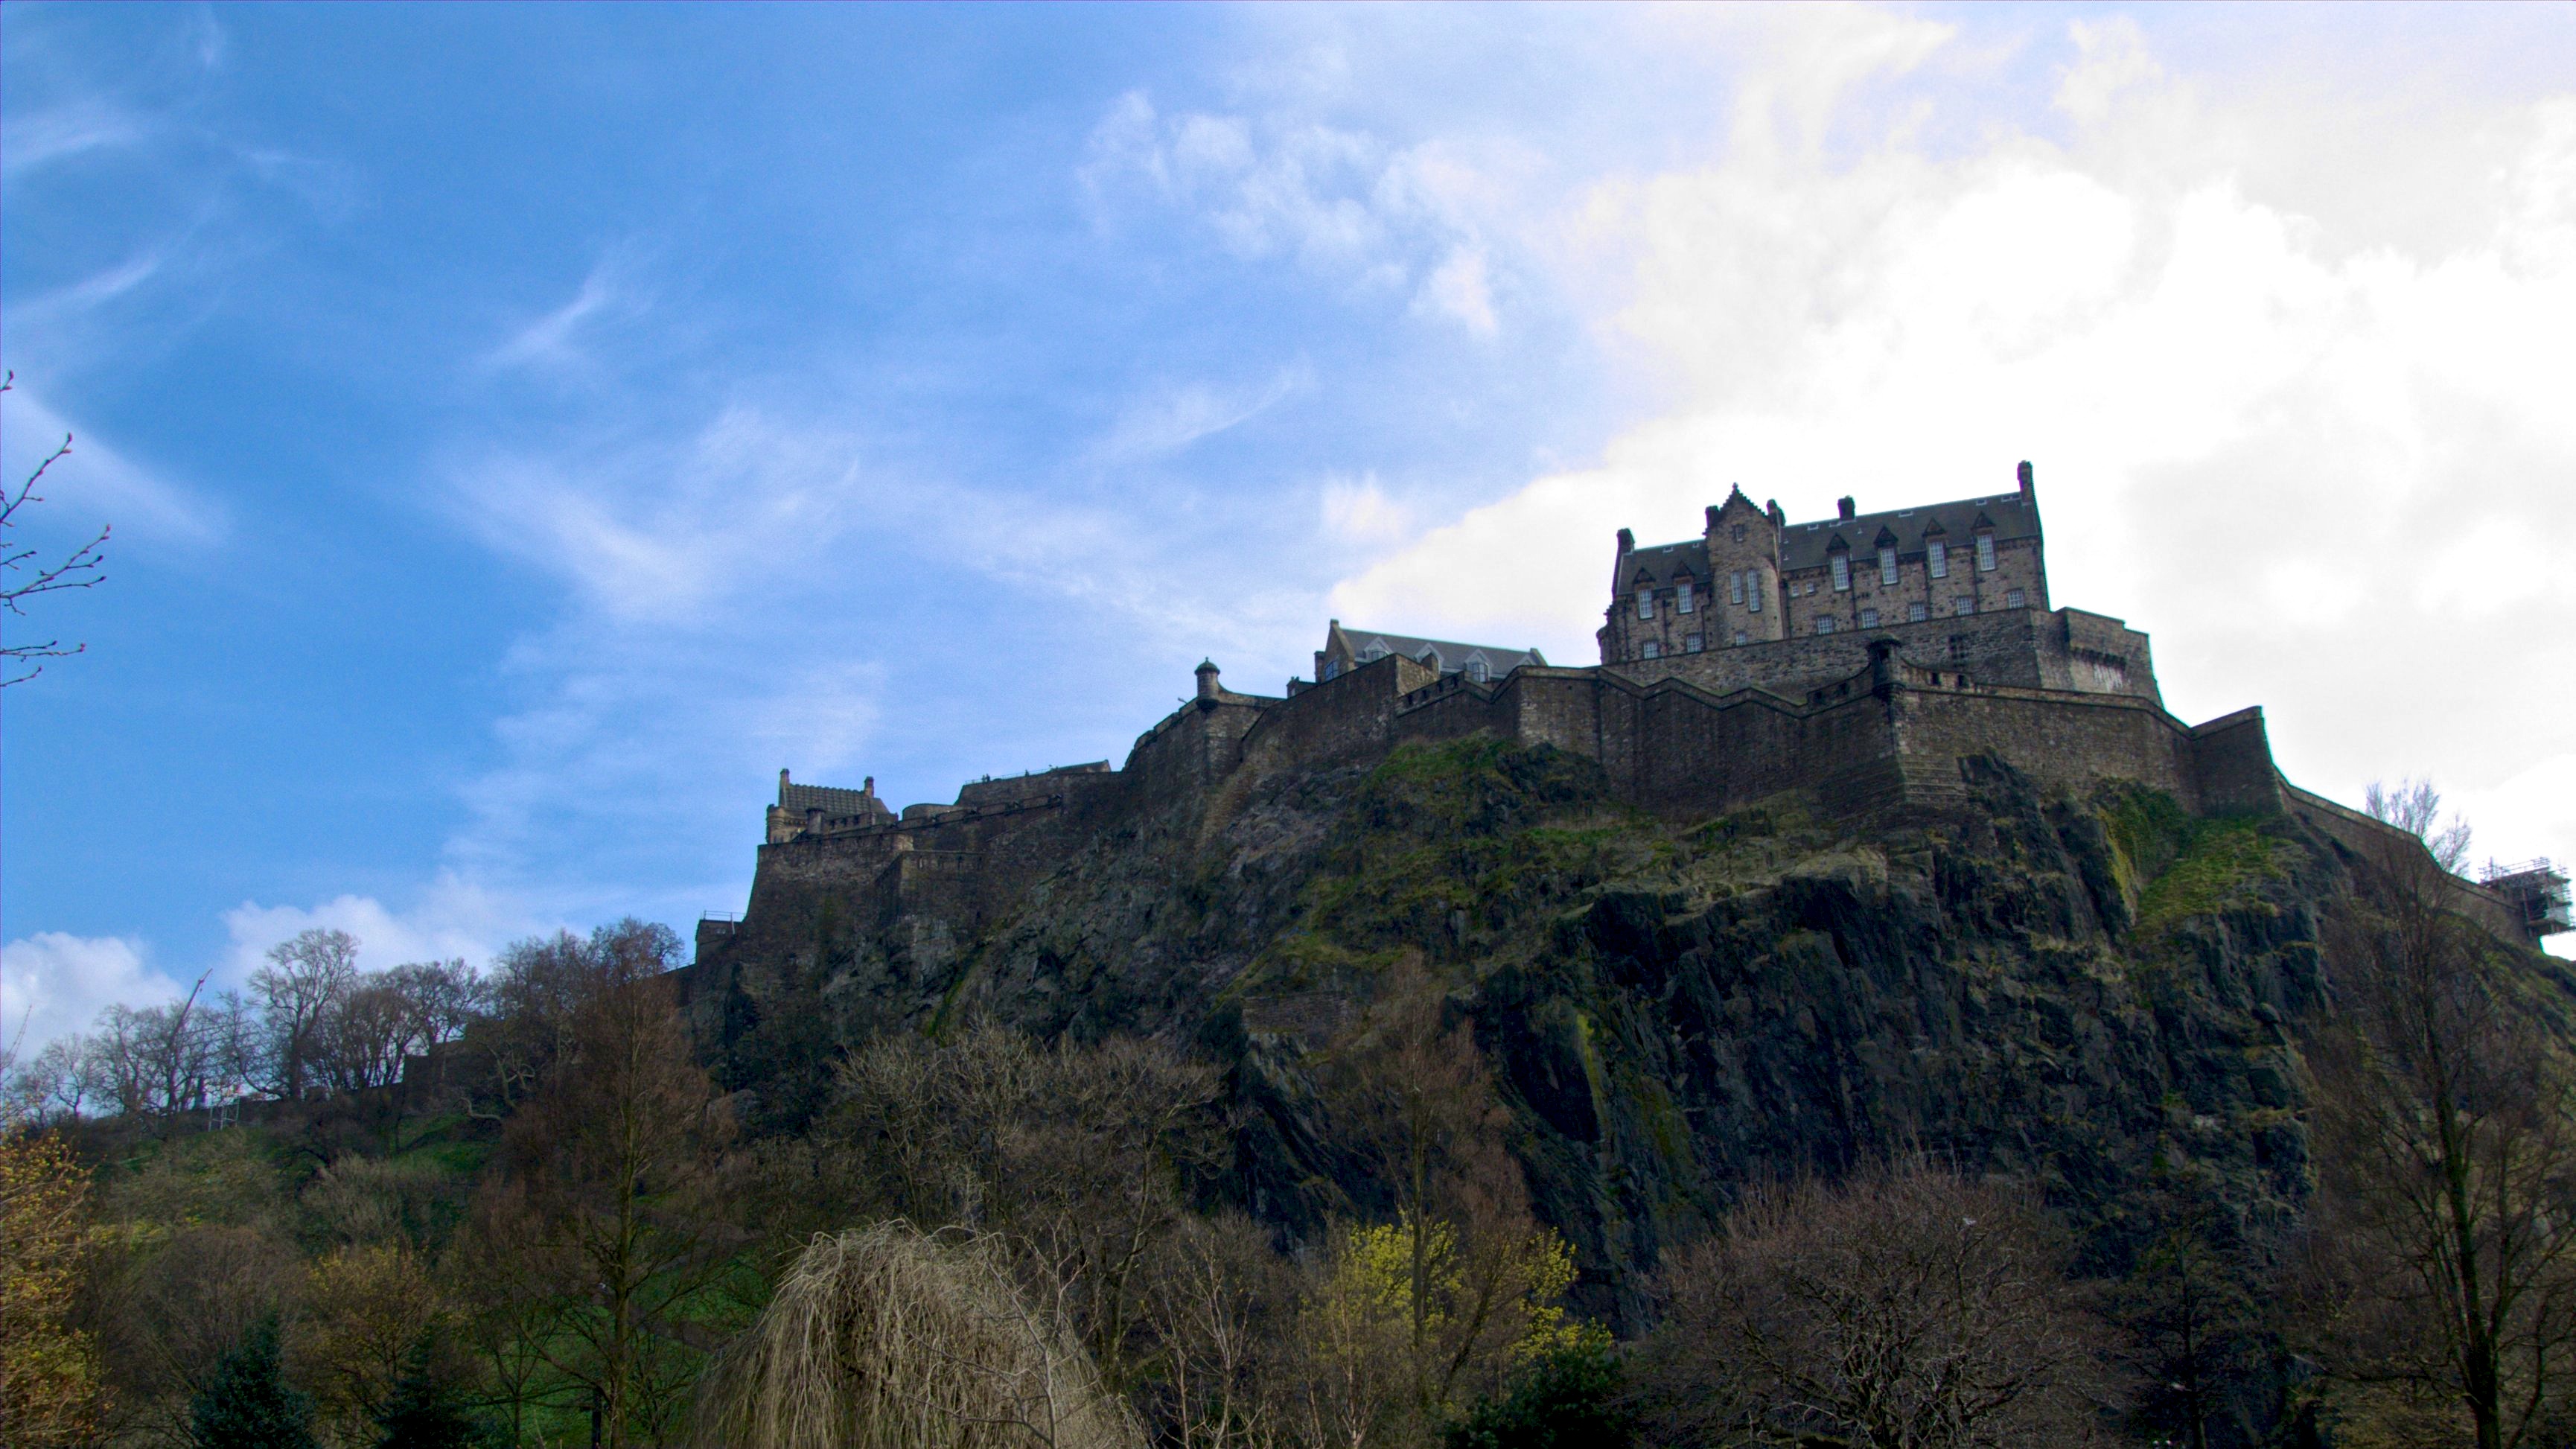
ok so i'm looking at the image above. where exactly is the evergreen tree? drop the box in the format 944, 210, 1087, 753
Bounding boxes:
189, 1317, 319, 1449
374, 1332, 496, 1449
1444, 1334, 1633, 1449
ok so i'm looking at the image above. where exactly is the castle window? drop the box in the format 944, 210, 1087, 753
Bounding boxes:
1861, 608, 1879, 628
1908, 602, 1928, 622
1636, 587, 1655, 620
2006, 589, 2025, 608
1322, 659, 1341, 681
1748, 575, 1763, 612
1954, 598, 1974, 617
1641, 640, 1662, 659
1928, 539, 1948, 579
1730, 570, 1746, 605
1878, 547, 1897, 586
1733, 630, 1747, 646
1831, 553, 1852, 591
1466, 657, 1489, 682
1677, 579, 1695, 614
1419, 648, 1441, 671
1684, 634, 1703, 653
1815, 617, 1836, 634
1976, 533, 1997, 571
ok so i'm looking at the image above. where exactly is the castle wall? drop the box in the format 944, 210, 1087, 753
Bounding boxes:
1606, 608, 2158, 709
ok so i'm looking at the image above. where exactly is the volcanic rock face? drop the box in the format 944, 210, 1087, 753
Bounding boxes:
703, 738, 2339, 1316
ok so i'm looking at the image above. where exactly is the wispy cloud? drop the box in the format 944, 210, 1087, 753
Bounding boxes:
484, 255, 647, 375
0, 99, 148, 176
0, 383, 227, 548
1096, 363, 1313, 462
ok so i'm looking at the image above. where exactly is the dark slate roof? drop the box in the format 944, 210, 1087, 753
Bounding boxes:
781, 782, 887, 818
1619, 491, 2043, 579
1776, 491, 2041, 572
1616, 541, 1707, 590
1341, 628, 1546, 677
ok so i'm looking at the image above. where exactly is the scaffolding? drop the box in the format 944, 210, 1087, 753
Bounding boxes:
2481, 858, 2574, 940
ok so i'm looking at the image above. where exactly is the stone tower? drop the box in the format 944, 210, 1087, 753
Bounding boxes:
1703, 485, 1787, 646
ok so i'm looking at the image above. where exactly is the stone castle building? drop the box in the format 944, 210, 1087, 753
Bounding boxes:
697, 460, 2566, 969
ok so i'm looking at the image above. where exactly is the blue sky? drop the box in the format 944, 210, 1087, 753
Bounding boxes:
7, 4, 2573, 1048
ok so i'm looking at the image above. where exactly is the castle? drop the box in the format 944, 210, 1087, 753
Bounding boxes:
702, 462, 2565, 969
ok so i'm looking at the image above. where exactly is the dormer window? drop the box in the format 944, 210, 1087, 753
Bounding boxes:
1729, 570, 1746, 605
1928, 539, 1948, 579
1976, 533, 1997, 572
1466, 656, 1489, 682
1636, 587, 1655, 620
1878, 546, 1897, 586
1831, 552, 1851, 591
1677, 579, 1695, 614
1418, 647, 1441, 672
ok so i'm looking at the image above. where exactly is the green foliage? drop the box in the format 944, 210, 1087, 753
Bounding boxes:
1443, 1331, 1632, 1449
188, 1316, 319, 1449
2097, 784, 2289, 937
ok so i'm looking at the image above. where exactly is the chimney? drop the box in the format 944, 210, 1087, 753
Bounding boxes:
1616, 527, 1634, 553
2017, 460, 2034, 497
1837, 497, 1856, 520
1196, 658, 1222, 701
1767, 499, 1785, 527
778, 767, 790, 803
1705, 504, 1722, 532
863, 775, 875, 797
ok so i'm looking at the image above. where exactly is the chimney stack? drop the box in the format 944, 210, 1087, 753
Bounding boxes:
2017, 460, 2034, 497
1837, 497, 1856, 520
1616, 527, 1635, 553
1705, 504, 1722, 532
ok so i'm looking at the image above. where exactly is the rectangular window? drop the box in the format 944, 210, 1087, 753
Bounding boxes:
1747, 575, 1762, 612
1831, 554, 1851, 591
1815, 617, 1836, 634
2006, 589, 2025, 608
1928, 539, 1948, 579
1732, 630, 1747, 646
1677, 580, 1695, 614
1878, 547, 1897, 586
1684, 634, 1703, 653
1730, 570, 1746, 605
1860, 608, 1879, 628
1637, 588, 1655, 620
1955, 597, 1974, 617
1640, 640, 1661, 659
1976, 534, 1997, 571
1908, 602, 1928, 622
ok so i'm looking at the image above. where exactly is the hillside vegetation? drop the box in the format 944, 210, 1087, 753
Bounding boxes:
9, 739, 2572, 1448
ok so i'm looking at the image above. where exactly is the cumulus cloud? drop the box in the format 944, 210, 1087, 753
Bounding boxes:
1, 932, 186, 1061
219, 874, 545, 983
1330, 12, 2576, 894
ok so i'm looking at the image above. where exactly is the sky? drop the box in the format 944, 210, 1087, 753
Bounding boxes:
5, 3, 2572, 1056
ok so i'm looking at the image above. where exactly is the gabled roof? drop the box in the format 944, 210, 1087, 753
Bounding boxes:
1329, 624, 1546, 678
1617, 541, 1706, 590
1779, 492, 2038, 572
1617, 491, 2043, 579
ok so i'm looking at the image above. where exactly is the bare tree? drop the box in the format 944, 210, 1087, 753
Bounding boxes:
0, 373, 109, 687
1636, 1157, 2114, 1449
2293, 782, 2576, 1449
484, 918, 739, 1448
1137, 1213, 1294, 1449
693, 1223, 1144, 1449
252, 928, 360, 1101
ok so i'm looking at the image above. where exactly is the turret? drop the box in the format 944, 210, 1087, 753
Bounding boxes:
1196, 658, 1222, 701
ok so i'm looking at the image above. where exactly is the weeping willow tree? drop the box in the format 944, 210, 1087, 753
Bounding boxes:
695, 1223, 1143, 1449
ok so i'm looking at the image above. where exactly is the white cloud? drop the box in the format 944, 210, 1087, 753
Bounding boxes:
1413, 246, 1498, 335
485, 262, 629, 373
1, 932, 186, 1061
220, 874, 543, 983
1321, 472, 1416, 545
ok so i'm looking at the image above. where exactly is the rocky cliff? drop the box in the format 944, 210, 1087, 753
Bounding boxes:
689, 734, 2494, 1327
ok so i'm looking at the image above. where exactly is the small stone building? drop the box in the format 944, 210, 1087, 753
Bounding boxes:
1307, 620, 1546, 689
